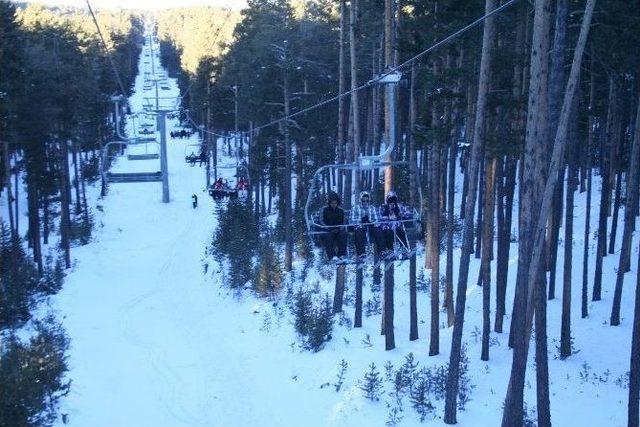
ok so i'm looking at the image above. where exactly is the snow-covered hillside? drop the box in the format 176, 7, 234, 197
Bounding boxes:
51, 32, 638, 427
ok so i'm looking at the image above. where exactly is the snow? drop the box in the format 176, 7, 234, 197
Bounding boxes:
46, 31, 639, 427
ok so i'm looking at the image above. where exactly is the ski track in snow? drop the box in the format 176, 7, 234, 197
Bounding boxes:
46, 30, 640, 427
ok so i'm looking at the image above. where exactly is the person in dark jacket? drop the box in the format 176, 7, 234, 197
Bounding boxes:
378, 190, 412, 257
350, 191, 380, 259
192, 194, 198, 208
321, 191, 347, 260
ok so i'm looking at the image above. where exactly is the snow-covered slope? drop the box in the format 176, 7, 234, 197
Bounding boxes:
52, 32, 639, 427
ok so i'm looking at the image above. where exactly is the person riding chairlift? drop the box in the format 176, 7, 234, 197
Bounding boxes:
350, 191, 380, 259
213, 177, 225, 190
378, 190, 412, 258
321, 191, 347, 261
236, 178, 248, 191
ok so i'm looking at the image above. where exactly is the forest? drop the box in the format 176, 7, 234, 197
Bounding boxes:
0, 2, 142, 425
2, 0, 640, 426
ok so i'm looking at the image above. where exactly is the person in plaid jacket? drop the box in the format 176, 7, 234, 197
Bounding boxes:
350, 191, 380, 258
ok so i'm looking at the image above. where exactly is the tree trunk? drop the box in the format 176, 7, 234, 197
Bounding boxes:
546, 0, 568, 301
445, 133, 457, 327
59, 140, 71, 268
628, 244, 640, 427
429, 141, 441, 357
502, 1, 595, 425
535, 265, 551, 427
496, 156, 516, 332
608, 170, 622, 254
561, 161, 576, 358
593, 78, 619, 300
333, 265, 346, 313
349, 0, 360, 204
337, 0, 346, 186
354, 268, 363, 327
282, 60, 293, 272
611, 95, 640, 326
4, 142, 15, 238
475, 157, 484, 260
72, 141, 82, 214
444, 0, 497, 423
382, 0, 396, 351
384, 262, 395, 350
582, 56, 596, 319
547, 176, 563, 300
409, 63, 419, 340
27, 171, 42, 274
481, 157, 496, 361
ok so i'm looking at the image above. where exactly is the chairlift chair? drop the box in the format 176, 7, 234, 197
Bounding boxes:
127, 137, 160, 160
101, 140, 163, 183
208, 163, 251, 200
184, 143, 205, 166
304, 160, 423, 264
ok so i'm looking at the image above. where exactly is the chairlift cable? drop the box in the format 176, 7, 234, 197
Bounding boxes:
194, 0, 520, 139
85, 0, 129, 98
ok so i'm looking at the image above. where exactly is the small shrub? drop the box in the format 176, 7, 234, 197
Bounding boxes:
360, 363, 383, 401
334, 359, 348, 392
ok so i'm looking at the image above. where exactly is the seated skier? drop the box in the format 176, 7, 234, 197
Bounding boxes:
198, 150, 207, 166
350, 191, 380, 260
187, 151, 197, 165
321, 191, 347, 261
213, 177, 225, 189
378, 191, 412, 259
236, 178, 248, 191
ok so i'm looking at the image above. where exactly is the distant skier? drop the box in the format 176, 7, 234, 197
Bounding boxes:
192, 194, 198, 208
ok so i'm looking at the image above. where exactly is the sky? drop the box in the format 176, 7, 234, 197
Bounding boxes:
12, 0, 246, 10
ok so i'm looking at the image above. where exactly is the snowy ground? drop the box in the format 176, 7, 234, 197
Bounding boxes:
45, 33, 639, 427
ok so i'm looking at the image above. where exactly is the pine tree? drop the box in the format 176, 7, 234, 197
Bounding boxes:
360, 363, 383, 401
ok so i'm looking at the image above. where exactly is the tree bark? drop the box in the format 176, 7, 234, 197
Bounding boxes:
349, 0, 360, 204
593, 77, 619, 300
611, 95, 640, 326
384, 262, 395, 350
333, 265, 346, 313
444, 0, 497, 423
628, 244, 640, 427
59, 140, 71, 268
561, 160, 576, 358
502, 1, 595, 425
481, 157, 496, 361
336, 0, 347, 198
354, 268, 363, 327
409, 63, 419, 340
546, 0, 568, 301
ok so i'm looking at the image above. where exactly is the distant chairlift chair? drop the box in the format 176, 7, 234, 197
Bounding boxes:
101, 140, 163, 183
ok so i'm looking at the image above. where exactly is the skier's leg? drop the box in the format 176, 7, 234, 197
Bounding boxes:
323, 232, 336, 259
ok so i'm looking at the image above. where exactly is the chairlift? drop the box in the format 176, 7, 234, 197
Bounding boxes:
184, 143, 205, 166
208, 163, 250, 200
127, 137, 160, 160
101, 140, 163, 183
304, 160, 423, 265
